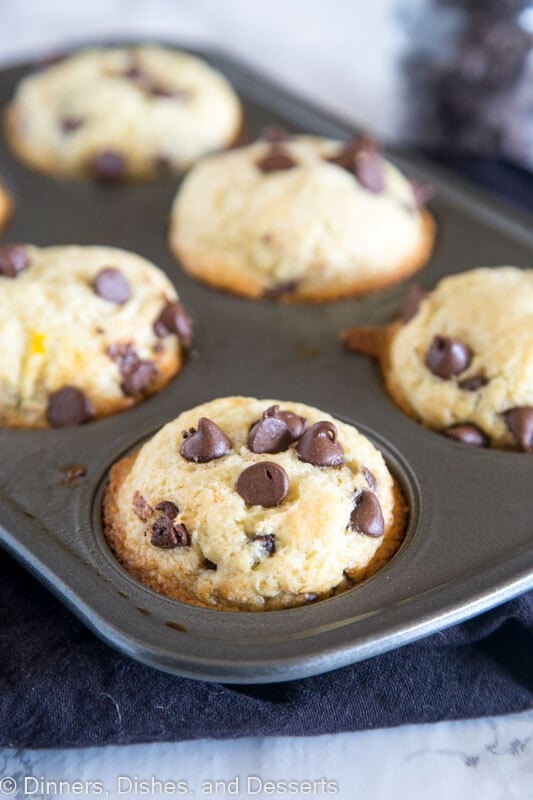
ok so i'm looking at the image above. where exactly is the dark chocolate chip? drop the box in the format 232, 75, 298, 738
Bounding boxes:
256, 147, 296, 173
60, 116, 83, 134
248, 408, 292, 454
47, 386, 93, 428
92, 150, 126, 182
122, 64, 146, 81
107, 343, 156, 396
425, 335, 472, 379
151, 516, 190, 548
121, 359, 156, 397
444, 424, 489, 448
277, 409, 307, 440
172, 523, 190, 546
149, 84, 187, 98
328, 136, 384, 192
133, 490, 154, 522
296, 421, 344, 467
459, 374, 489, 391
155, 500, 179, 519
363, 468, 377, 491
122, 64, 190, 100
93, 267, 131, 304
410, 179, 434, 209
153, 301, 193, 348
107, 342, 138, 370
236, 462, 289, 508
504, 406, 533, 452
0, 244, 30, 278
263, 281, 299, 299
249, 405, 306, 452
402, 284, 427, 322
251, 533, 276, 556
204, 559, 217, 570
350, 490, 384, 537
181, 418, 231, 463
260, 126, 295, 142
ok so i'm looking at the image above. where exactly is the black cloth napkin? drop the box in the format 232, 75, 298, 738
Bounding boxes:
1, 157, 532, 749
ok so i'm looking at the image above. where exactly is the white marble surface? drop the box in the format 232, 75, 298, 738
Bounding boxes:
0, 2, 531, 797
0, 711, 532, 799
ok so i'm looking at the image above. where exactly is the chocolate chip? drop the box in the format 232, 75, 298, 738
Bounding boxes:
248, 407, 293, 454
93, 267, 131, 304
122, 360, 156, 396
363, 468, 377, 491
328, 136, 384, 192
275, 408, 307, 440
410, 179, 434, 209
459, 374, 489, 391
204, 559, 217, 570
504, 407, 533, 452
236, 462, 289, 508
155, 500, 179, 519
107, 343, 156, 396
444, 424, 489, 448
153, 301, 193, 348
122, 63, 189, 100
263, 281, 299, 299
133, 490, 154, 522
296, 421, 344, 467
350, 490, 384, 537
251, 533, 276, 555
60, 116, 83, 134
425, 335, 472, 379
151, 516, 190, 548
181, 418, 231, 463
402, 284, 427, 323
249, 405, 306, 453
260, 127, 295, 142
47, 387, 93, 428
122, 64, 145, 81
92, 150, 126, 182
0, 245, 30, 278
149, 84, 187, 99
256, 147, 296, 173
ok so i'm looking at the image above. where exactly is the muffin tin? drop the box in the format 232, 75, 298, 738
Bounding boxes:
0, 44, 532, 683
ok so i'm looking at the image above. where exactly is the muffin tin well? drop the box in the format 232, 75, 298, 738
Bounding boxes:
0, 44, 532, 682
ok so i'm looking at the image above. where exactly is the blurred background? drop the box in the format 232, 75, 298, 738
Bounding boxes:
0, 0, 531, 170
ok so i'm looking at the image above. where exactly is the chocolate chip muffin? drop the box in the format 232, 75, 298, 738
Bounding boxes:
342, 267, 533, 452
0, 244, 192, 428
169, 133, 435, 301
5, 44, 242, 180
103, 396, 407, 611
0, 176, 11, 232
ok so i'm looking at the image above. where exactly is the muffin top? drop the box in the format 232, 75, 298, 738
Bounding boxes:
170, 134, 434, 301
386, 267, 533, 451
0, 244, 192, 427
6, 44, 242, 179
104, 396, 406, 611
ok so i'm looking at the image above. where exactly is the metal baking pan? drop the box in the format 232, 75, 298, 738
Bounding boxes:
0, 43, 531, 684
